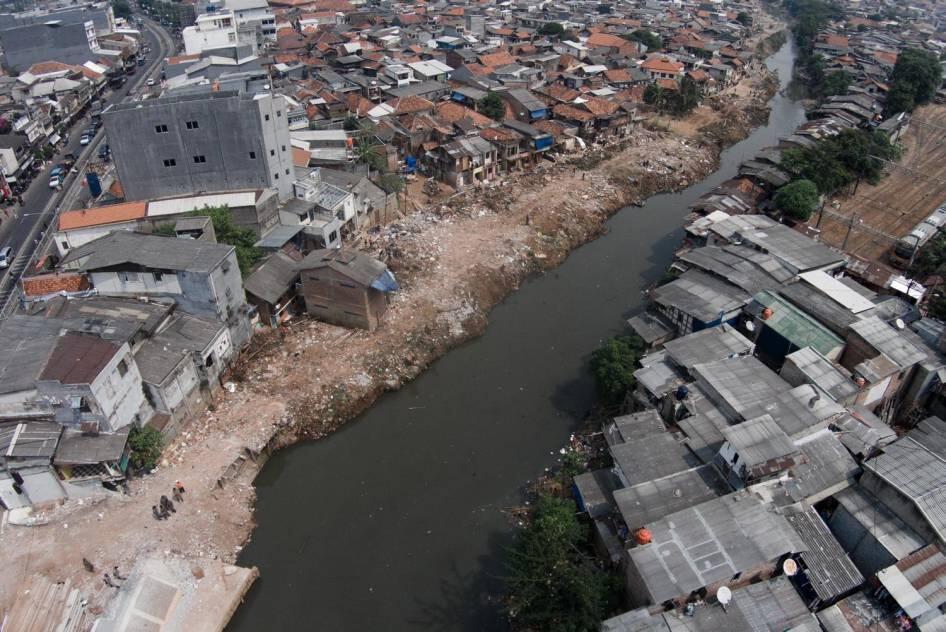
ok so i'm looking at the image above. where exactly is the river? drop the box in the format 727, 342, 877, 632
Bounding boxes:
227, 38, 805, 632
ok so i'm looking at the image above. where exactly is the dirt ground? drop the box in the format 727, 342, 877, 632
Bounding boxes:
0, 30, 781, 625
809, 104, 946, 262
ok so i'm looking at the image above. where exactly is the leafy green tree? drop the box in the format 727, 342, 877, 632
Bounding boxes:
354, 137, 386, 173
589, 334, 645, 405
818, 70, 851, 98
538, 22, 565, 38
736, 11, 752, 27
343, 114, 361, 131
189, 206, 262, 276
782, 128, 900, 194
128, 425, 163, 471
153, 222, 177, 236
644, 78, 701, 116
774, 179, 819, 221
885, 48, 943, 115
622, 29, 662, 51
505, 495, 622, 631
478, 92, 506, 121
112, 0, 132, 18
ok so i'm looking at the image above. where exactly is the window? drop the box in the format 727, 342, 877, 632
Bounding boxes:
117, 359, 128, 377
154, 271, 163, 282
205, 353, 215, 368
163, 158, 176, 167
249, 151, 256, 159
270, 149, 275, 156
61, 241, 68, 251
329, 231, 338, 242
193, 155, 207, 163
120, 271, 139, 282
155, 124, 168, 133
276, 110, 282, 117
281, 145, 286, 152
225, 287, 233, 298
274, 172, 279, 180
265, 114, 270, 121
185, 120, 199, 129
285, 168, 290, 175
339, 281, 356, 289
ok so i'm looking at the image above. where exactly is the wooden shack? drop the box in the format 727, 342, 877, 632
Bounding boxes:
299, 248, 398, 330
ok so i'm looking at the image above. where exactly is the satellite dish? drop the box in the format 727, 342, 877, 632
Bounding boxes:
716, 586, 732, 606
783, 558, 799, 576
895, 318, 906, 330
745, 320, 755, 332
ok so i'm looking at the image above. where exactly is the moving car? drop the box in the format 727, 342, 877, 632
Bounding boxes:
48, 174, 62, 188
0, 247, 14, 269
147, 78, 156, 87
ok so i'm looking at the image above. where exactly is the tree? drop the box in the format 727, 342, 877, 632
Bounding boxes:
736, 11, 752, 27
112, 0, 132, 19
505, 494, 621, 631
128, 425, 163, 471
190, 206, 262, 276
774, 179, 819, 221
782, 128, 900, 194
589, 334, 645, 405
538, 22, 565, 38
478, 92, 506, 121
622, 29, 662, 51
153, 222, 177, 236
817, 70, 851, 98
342, 114, 361, 131
885, 48, 943, 115
353, 137, 386, 173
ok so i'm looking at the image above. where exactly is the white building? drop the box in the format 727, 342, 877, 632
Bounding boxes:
225, 0, 277, 40
182, 11, 257, 56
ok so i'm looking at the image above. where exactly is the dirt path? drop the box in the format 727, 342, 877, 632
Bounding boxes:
809, 104, 946, 262
0, 52, 780, 623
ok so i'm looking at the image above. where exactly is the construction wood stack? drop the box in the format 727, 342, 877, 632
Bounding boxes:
4, 575, 90, 632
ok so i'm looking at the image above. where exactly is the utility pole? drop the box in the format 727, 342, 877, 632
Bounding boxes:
842, 212, 858, 251
816, 196, 826, 228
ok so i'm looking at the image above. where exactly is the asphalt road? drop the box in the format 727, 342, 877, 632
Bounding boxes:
0, 16, 174, 313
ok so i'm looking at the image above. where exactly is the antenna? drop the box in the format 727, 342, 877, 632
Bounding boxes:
716, 586, 732, 611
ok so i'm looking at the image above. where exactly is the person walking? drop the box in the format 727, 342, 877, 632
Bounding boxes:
152, 505, 165, 520
160, 495, 176, 514
174, 480, 186, 497
172, 486, 183, 503
103, 573, 118, 589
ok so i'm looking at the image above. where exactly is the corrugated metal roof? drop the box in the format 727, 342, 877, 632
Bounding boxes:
863, 436, 946, 541
785, 507, 864, 602
614, 464, 730, 529
751, 290, 845, 357
849, 316, 928, 370
783, 347, 858, 403
663, 323, 753, 370
627, 493, 805, 604
834, 486, 925, 562
721, 414, 796, 467
39, 333, 118, 385
693, 355, 793, 419
799, 270, 875, 314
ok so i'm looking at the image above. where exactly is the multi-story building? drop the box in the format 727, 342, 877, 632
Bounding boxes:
182, 11, 257, 56
225, 0, 277, 41
103, 90, 294, 202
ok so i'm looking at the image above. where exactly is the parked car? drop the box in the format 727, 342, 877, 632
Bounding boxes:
48, 165, 65, 178
98, 144, 110, 160
79, 135, 91, 146
48, 175, 62, 188
0, 247, 14, 269
147, 78, 155, 87
62, 153, 77, 166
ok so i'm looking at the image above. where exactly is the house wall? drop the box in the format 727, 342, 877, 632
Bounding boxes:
827, 503, 900, 577
89, 342, 149, 431
300, 266, 386, 330
145, 356, 200, 415
104, 92, 293, 203
55, 220, 139, 256
860, 469, 939, 545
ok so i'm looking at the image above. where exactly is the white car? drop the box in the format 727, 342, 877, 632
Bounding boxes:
147, 78, 156, 87
79, 134, 91, 146
48, 175, 62, 189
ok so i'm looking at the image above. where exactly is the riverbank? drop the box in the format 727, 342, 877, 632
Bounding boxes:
0, 32, 786, 628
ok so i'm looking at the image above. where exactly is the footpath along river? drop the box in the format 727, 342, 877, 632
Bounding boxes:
228, 39, 806, 632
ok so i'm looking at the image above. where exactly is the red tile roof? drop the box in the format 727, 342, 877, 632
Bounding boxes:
58, 201, 147, 231
21, 272, 90, 297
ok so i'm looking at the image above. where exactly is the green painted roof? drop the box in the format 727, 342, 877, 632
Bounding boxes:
752, 290, 844, 356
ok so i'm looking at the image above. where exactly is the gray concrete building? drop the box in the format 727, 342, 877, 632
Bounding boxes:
103, 90, 294, 203
0, 6, 115, 71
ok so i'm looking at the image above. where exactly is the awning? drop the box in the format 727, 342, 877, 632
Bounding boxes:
48, 133, 62, 145
370, 269, 399, 293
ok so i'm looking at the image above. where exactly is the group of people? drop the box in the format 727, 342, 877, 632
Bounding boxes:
83, 557, 127, 590
151, 480, 186, 521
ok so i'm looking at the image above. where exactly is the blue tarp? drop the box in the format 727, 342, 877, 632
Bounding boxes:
370, 269, 399, 293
